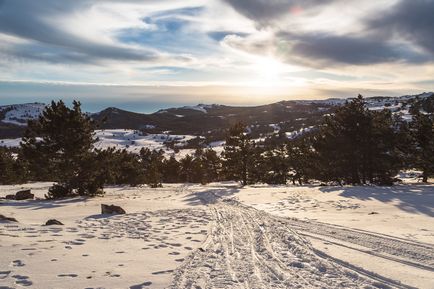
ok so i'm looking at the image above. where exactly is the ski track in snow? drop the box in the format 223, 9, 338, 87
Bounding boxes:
170, 197, 422, 289
285, 218, 434, 269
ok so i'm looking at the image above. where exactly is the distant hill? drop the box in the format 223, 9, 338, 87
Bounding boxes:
0, 103, 46, 138
1, 93, 432, 139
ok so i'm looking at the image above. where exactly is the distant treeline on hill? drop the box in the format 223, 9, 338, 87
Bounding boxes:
1, 95, 433, 199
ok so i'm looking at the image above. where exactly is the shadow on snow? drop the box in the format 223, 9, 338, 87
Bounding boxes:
319, 184, 434, 217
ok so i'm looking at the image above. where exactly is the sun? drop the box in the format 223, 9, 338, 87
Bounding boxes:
253, 57, 286, 87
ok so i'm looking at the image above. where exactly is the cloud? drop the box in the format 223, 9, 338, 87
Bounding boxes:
368, 0, 434, 55
280, 32, 430, 66
0, 0, 185, 64
222, 0, 334, 26
221, 0, 434, 67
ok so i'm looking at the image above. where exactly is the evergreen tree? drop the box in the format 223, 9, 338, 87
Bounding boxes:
0, 147, 26, 184
313, 95, 403, 185
201, 148, 221, 183
139, 148, 164, 187
179, 154, 195, 183
286, 135, 316, 185
222, 122, 259, 186
115, 149, 144, 186
261, 143, 290, 184
409, 111, 434, 182
162, 155, 181, 183
20, 100, 100, 198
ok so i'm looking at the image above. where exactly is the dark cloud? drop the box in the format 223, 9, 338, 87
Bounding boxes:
282, 33, 429, 66
0, 0, 160, 64
368, 0, 434, 55
222, 0, 333, 26
222, 0, 434, 66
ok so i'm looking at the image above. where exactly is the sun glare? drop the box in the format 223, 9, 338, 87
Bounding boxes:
256, 57, 283, 85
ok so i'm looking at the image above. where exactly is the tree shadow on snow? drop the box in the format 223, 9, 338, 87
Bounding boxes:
319, 184, 434, 217
0, 197, 89, 211
183, 186, 240, 206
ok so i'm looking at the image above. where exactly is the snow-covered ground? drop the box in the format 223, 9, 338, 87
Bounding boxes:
0, 129, 202, 159
0, 103, 46, 126
93, 129, 196, 154
1, 182, 433, 288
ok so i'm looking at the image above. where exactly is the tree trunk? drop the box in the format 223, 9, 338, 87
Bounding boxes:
422, 172, 428, 183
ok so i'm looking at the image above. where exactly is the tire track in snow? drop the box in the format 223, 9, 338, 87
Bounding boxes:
170, 200, 413, 289
284, 218, 434, 268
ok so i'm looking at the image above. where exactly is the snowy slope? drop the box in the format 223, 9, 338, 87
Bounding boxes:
94, 129, 196, 153
0, 103, 45, 126
0, 129, 199, 159
1, 182, 432, 288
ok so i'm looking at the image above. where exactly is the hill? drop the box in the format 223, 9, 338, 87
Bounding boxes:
1, 93, 432, 140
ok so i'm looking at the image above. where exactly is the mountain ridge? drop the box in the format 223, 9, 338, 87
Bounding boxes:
1, 92, 432, 139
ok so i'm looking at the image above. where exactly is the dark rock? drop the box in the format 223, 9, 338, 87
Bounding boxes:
15, 189, 34, 200
368, 211, 379, 215
101, 204, 126, 215
5, 194, 16, 200
44, 219, 64, 226
0, 214, 18, 222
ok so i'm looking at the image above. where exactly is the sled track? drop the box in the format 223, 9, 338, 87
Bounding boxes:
170, 200, 416, 289
285, 218, 434, 268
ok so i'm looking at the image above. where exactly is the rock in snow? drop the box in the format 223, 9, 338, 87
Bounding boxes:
44, 219, 64, 226
14, 189, 34, 200
0, 214, 18, 222
101, 204, 126, 215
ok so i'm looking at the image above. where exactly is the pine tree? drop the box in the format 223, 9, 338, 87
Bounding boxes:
20, 100, 99, 198
286, 135, 316, 185
0, 147, 17, 185
162, 155, 181, 183
409, 111, 434, 182
139, 148, 164, 187
179, 154, 195, 183
313, 95, 403, 185
261, 143, 289, 184
222, 122, 258, 186
201, 148, 221, 183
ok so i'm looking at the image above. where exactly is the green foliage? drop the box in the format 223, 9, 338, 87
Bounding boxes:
162, 155, 181, 183
222, 122, 260, 186
312, 95, 403, 184
140, 148, 164, 188
261, 144, 290, 184
20, 100, 101, 198
409, 111, 434, 182
0, 147, 27, 184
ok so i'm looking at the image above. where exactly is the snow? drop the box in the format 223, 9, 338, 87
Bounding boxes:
95, 129, 197, 153
285, 126, 314, 139
0, 103, 46, 126
0, 138, 22, 147
181, 104, 208, 113
269, 123, 280, 132
0, 130, 199, 159
1, 181, 432, 289
93, 129, 198, 157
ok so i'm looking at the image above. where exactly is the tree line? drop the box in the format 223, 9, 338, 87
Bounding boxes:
0, 95, 433, 198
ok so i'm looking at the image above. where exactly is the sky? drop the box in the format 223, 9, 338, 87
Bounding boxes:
0, 0, 433, 112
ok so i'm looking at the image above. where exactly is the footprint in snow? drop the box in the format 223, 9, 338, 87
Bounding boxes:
11, 260, 25, 267
12, 275, 33, 287
129, 281, 152, 288
0, 270, 11, 279
57, 273, 78, 278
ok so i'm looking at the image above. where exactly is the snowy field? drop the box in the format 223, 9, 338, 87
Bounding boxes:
0, 129, 206, 159
0, 182, 433, 289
